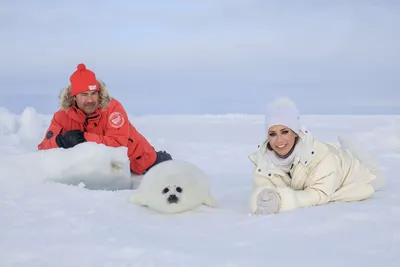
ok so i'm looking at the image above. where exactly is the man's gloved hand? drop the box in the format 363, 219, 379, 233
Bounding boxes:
156, 150, 172, 161
256, 188, 281, 215
56, 130, 86, 148
143, 150, 173, 174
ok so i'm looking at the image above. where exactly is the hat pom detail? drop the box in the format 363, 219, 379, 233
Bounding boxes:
77, 63, 86, 71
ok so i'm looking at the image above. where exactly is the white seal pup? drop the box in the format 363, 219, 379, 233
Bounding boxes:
129, 160, 217, 213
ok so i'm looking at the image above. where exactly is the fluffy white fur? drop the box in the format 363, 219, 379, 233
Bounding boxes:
129, 160, 218, 214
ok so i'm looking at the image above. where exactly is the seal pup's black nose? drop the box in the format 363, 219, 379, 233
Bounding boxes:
167, 194, 179, 204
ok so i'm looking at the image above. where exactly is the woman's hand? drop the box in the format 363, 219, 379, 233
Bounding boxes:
256, 188, 281, 214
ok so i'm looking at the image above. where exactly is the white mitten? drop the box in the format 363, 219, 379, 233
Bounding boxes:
256, 188, 281, 214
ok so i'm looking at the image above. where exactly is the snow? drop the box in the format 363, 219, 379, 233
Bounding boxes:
1, 106, 399, 267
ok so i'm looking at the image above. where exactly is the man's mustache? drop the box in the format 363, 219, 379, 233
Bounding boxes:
84, 102, 96, 107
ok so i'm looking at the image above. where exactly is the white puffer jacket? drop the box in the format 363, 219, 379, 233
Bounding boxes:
248, 129, 383, 213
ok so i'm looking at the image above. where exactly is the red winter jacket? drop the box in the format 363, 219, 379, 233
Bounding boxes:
37, 80, 157, 175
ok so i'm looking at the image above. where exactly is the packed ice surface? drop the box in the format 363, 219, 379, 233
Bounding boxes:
1, 107, 399, 267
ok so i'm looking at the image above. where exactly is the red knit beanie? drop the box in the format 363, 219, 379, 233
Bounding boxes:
69, 63, 100, 96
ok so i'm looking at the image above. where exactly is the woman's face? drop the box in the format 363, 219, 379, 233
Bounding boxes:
267, 125, 298, 156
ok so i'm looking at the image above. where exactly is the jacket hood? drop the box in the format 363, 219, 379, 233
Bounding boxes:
59, 79, 111, 111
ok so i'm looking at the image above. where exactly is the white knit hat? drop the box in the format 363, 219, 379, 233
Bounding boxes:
265, 97, 300, 134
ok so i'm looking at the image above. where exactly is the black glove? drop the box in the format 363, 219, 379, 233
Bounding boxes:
56, 130, 86, 148
156, 150, 173, 162
142, 150, 173, 174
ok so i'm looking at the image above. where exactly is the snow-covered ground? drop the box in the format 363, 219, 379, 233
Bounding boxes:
1, 107, 399, 267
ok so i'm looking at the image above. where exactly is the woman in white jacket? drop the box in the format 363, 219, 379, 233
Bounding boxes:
249, 97, 384, 215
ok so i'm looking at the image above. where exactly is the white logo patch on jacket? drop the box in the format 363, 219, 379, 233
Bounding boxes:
108, 112, 125, 128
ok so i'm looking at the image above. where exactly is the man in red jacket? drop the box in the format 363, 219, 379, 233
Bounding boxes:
38, 63, 172, 175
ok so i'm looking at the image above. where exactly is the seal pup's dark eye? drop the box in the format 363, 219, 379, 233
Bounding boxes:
162, 187, 169, 194
176, 187, 182, 193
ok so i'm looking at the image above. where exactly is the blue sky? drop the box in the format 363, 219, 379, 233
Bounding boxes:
1, 0, 398, 115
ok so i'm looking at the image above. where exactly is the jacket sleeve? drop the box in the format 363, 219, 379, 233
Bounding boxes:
37, 113, 64, 150
272, 154, 342, 212
83, 102, 129, 147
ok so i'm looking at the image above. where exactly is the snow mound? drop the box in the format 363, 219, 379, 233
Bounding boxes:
0, 142, 133, 191
39, 142, 133, 190
0, 107, 19, 135
17, 107, 44, 151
